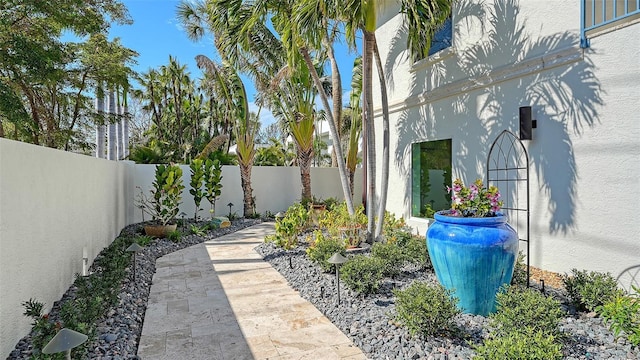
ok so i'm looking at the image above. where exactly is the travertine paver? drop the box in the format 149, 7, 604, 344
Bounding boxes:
138, 222, 365, 360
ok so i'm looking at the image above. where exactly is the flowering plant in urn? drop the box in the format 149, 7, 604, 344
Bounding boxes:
447, 178, 503, 217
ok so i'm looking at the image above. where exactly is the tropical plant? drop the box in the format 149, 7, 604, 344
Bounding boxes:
0, 1, 134, 150
203, 159, 223, 217
135, 164, 184, 226
189, 159, 205, 219
597, 285, 640, 346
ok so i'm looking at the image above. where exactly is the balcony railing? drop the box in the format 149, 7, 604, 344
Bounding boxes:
581, 0, 640, 47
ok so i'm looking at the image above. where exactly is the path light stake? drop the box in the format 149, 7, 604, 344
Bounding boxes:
540, 279, 545, 294
179, 212, 188, 231
320, 286, 325, 298
42, 328, 88, 360
126, 243, 144, 282
227, 202, 234, 218
289, 256, 293, 269
327, 253, 347, 306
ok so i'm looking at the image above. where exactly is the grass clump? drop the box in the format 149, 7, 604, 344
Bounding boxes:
393, 282, 460, 337
340, 255, 385, 295
562, 268, 622, 312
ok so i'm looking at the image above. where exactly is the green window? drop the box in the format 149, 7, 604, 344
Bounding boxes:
411, 139, 452, 218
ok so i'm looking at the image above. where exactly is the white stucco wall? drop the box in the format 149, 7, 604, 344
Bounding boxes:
133, 165, 363, 223
374, 0, 640, 279
0, 143, 362, 357
0, 138, 135, 359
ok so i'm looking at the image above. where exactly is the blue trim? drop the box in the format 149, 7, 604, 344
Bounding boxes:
581, 0, 640, 48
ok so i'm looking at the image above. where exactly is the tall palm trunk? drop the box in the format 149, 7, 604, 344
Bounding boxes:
373, 38, 390, 241
298, 145, 313, 201
363, 32, 376, 243
107, 90, 117, 160
299, 47, 355, 215
324, 35, 342, 167
122, 91, 129, 159
240, 163, 254, 217
116, 91, 123, 160
95, 93, 105, 158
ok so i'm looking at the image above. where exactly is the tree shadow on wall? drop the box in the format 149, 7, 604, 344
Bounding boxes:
391, 0, 603, 235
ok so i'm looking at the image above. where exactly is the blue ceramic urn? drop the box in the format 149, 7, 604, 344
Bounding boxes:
426, 211, 519, 316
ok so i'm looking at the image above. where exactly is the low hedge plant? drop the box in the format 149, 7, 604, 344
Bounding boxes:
393, 281, 460, 337
340, 255, 385, 295
562, 268, 623, 312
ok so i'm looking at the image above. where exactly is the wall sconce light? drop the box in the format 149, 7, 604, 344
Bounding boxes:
519, 106, 537, 140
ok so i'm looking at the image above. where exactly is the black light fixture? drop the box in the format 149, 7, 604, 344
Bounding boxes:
42, 328, 88, 360
126, 243, 144, 282
519, 106, 537, 140
327, 252, 348, 306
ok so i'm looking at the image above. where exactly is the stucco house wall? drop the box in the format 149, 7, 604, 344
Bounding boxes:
373, 0, 640, 280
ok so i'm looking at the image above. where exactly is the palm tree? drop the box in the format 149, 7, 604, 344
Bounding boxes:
196, 55, 255, 216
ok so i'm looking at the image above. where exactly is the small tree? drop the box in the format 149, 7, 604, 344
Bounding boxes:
204, 159, 223, 218
189, 159, 205, 220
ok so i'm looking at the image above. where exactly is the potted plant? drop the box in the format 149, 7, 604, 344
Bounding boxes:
319, 202, 367, 249
136, 164, 185, 237
426, 178, 518, 316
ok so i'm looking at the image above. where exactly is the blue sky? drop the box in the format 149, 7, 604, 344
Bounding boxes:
108, 0, 360, 128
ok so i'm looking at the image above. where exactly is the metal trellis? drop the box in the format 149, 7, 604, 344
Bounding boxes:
486, 130, 531, 287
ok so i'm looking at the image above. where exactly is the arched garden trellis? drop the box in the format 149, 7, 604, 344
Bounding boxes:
486, 130, 531, 287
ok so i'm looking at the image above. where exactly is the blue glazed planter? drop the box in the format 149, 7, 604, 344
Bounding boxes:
426, 211, 518, 316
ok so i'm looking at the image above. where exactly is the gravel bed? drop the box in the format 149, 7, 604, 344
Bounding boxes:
256, 239, 640, 360
7, 218, 261, 360
8, 221, 638, 360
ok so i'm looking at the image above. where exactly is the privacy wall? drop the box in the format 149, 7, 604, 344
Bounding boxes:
0, 138, 135, 359
0, 138, 363, 358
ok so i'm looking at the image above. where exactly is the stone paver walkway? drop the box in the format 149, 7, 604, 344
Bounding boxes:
137, 222, 365, 360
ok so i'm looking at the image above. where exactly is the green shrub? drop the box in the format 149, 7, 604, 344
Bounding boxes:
399, 234, 429, 267
491, 286, 564, 337
562, 269, 623, 312
319, 202, 367, 235
340, 255, 385, 295
473, 327, 563, 360
371, 241, 406, 277
306, 231, 346, 272
510, 252, 528, 287
271, 202, 309, 249
382, 212, 411, 240
393, 282, 460, 337
596, 285, 640, 346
